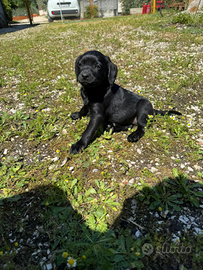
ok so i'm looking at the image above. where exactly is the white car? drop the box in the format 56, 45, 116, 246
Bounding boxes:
47, 0, 80, 22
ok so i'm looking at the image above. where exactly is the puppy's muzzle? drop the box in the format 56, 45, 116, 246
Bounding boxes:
78, 70, 96, 86
81, 70, 90, 79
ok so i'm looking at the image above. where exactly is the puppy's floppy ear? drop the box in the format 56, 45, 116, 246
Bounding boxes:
105, 56, 117, 85
75, 55, 83, 81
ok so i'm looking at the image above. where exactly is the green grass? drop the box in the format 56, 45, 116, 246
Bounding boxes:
0, 10, 203, 269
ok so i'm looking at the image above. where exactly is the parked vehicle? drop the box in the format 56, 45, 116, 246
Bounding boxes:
46, 0, 80, 22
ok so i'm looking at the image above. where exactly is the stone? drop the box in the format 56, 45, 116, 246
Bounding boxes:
150, 167, 158, 173
130, 8, 143, 15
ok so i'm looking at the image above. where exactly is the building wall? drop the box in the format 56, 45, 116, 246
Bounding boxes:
0, 0, 8, 28
81, 0, 118, 18
186, 0, 203, 12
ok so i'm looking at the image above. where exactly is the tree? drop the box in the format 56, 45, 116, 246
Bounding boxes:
36, 0, 46, 10
12, 0, 38, 9
11, 0, 39, 17
2, 0, 17, 21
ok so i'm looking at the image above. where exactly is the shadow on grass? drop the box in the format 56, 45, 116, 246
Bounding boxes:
0, 176, 203, 270
0, 23, 40, 35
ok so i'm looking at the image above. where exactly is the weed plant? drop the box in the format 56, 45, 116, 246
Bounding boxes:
172, 12, 203, 25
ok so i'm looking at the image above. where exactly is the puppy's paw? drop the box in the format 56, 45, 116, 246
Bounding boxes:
70, 141, 85, 154
71, 112, 80, 120
105, 123, 114, 132
127, 131, 142, 142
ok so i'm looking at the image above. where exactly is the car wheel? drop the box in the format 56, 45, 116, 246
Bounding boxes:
48, 16, 53, 22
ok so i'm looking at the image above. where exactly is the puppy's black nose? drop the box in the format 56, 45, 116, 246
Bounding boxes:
81, 70, 90, 79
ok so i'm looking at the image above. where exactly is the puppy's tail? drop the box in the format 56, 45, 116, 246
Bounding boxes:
154, 109, 182, 116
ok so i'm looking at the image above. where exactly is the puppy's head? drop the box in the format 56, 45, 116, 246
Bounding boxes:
75, 51, 117, 87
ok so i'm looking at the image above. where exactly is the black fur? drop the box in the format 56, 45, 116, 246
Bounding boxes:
70, 50, 181, 154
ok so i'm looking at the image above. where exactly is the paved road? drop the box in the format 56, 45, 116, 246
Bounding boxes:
0, 16, 48, 35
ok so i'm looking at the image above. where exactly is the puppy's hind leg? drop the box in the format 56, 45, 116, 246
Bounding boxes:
127, 99, 153, 142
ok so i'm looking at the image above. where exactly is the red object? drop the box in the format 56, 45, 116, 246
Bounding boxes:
156, 0, 165, 9
142, 2, 147, 14
12, 14, 38, 21
146, 4, 151, 13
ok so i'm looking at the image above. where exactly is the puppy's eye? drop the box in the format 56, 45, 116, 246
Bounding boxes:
78, 62, 82, 67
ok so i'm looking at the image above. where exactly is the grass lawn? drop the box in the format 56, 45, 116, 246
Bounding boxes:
0, 10, 203, 270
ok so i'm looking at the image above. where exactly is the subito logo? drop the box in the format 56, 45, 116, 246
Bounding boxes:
142, 243, 154, 255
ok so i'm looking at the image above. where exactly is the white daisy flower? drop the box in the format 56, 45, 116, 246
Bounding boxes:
67, 257, 77, 268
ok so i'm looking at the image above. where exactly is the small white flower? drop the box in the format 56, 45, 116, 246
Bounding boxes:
67, 257, 76, 268
172, 236, 180, 242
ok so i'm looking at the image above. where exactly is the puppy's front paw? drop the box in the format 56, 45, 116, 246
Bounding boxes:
71, 112, 80, 120
127, 131, 142, 142
70, 141, 85, 154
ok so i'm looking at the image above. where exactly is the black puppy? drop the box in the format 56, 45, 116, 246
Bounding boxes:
70, 50, 181, 154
